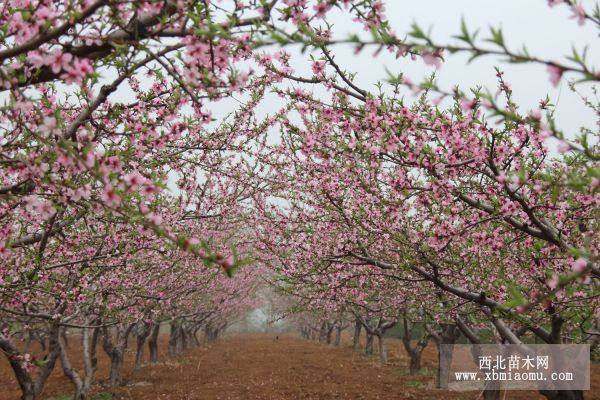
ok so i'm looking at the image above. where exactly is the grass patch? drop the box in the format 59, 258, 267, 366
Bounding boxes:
415, 367, 434, 376
405, 380, 426, 389
94, 393, 113, 400
390, 368, 408, 376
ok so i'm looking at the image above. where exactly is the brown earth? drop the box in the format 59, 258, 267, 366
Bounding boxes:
0, 333, 598, 400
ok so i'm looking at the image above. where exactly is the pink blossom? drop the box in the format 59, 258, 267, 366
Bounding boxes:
570, 4, 586, 25
68, 185, 91, 202
8, 12, 25, 36
101, 185, 121, 207
529, 109, 542, 120
348, 138, 357, 150
460, 98, 476, 110
0, 242, 10, 259
141, 184, 158, 197
422, 52, 442, 69
547, 274, 559, 289
481, 99, 494, 109
311, 61, 325, 76
571, 258, 587, 273
24, 196, 56, 219
35, 6, 55, 23
313, 2, 332, 19
57, 153, 74, 167
45, 51, 73, 74
546, 65, 563, 87
432, 95, 445, 106
124, 171, 146, 189
37, 200, 56, 220
27, 51, 46, 68
39, 116, 59, 137
147, 212, 163, 225
219, 255, 235, 270
13, 354, 35, 373
304, 134, 317, 149
557, 141, 570, 153
539, 130, 552, 140
82, 151, 96, 169
61, 58, 94, 85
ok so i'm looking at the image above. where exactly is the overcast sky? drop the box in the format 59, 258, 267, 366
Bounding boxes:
101, 0, 597, 153
179, 0, 596, 197
293, 0, 598, 140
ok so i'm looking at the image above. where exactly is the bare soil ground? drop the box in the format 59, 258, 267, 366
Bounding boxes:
1, 333, 598, 399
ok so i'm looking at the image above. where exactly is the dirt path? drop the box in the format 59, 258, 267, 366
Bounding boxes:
137, 333, 403, 400
1, 333, 598, 399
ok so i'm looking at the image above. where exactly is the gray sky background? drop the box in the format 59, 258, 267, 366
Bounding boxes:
178, 0, 597, 193
98, 0, 598, 168
102, 0, 598, 142
4, 1, 594, 139
281, 0, 598, 141
195, 0, 598, 154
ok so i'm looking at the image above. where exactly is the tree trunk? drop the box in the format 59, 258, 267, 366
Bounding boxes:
179, 325, 187, 352
408, 349, 422, 374
482, 388, 500, 400
432, 323, 459, 388
325, 323, 334, 345
78, 325, 97, 400
377, 334, 387, 363
334, 327, 342, 347
193, 326, 202, 346
539, 391, 584, 400
365, 332, 374, 355
58, 327, 92, 400
134, 323, 151, 370
168, 321, 180, 356
402, 316, 429, 374
134, 338, 144, 369
38, 332, 47, 351
0, 324, 60, 400
204, 325, 217, 344
60, 329, 69, 349
148, 322, 160, 364
318, 321, 327, 343
299, 327, 307, 339
456, 317, 501, 400
102, 324, 134, 387
59, 330, 95, 399
24, 331, 34, 354
108, 352, 124, 387
437, 342, 453, 387
10, 360, 35, 400
20, 392, 35, 400
352, 318, 362, 351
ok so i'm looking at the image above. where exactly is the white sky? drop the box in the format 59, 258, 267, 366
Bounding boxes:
22, 0, 592, 191
301, 0, 598, 139
199, 0, 598, 150
178, 0, 597, 195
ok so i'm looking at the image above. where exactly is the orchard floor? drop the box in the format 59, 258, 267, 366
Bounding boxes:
1, 333, 598, 400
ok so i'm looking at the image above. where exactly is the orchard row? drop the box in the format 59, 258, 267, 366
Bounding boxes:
0, 1, 597, 400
